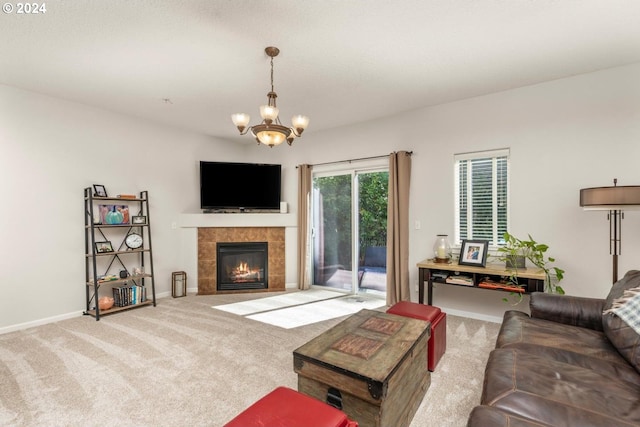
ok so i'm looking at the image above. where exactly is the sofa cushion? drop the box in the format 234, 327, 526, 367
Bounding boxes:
497, 311, 626, 363
602, 270, 640, 373
467, 405, 556, 427
496, 310, 640, 386
481, 348, 640, 427
530, 292, 604, 331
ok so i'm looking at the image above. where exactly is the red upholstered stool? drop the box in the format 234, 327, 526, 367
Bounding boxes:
224, 386, 358, 427
387, 301, 446, 371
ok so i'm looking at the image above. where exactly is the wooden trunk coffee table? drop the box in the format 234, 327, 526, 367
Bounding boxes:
293, 309, 431, 427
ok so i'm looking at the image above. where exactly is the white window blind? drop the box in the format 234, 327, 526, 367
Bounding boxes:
455, 149, 509, 246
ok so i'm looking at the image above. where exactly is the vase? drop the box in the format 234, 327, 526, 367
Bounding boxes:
505, 255, 526, 269
433, 234, 451, 263
98, 296, 114, 310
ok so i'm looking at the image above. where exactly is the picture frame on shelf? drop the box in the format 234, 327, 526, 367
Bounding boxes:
95, 241, 114, 253
132, 215, 147, 225
93, 184, 107, 197
458, 240, 489, 267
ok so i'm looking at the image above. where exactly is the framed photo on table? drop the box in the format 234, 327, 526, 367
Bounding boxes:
458, 240, 489, 267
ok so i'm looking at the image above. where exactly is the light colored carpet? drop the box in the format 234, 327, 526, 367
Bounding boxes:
0, 291, 500, 427
245, 294, 387, 329
212, 288, 341, 316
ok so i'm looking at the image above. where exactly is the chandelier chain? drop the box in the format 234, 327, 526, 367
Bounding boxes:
270, 56, 275, 95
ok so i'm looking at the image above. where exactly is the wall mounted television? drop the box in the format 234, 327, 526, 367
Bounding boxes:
200, 161, 282, 212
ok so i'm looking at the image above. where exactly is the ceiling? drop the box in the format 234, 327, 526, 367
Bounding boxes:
2, 0, 640, 144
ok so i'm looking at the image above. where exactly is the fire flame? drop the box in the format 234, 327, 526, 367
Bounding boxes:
235, 262, 249, 274
229, 260, 261, 282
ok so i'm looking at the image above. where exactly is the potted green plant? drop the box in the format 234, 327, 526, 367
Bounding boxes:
499, 232, 527, 269
497, 232, 565, 302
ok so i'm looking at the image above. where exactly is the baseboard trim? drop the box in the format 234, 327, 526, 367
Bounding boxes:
0, 310, 84, 335
0, 293, 175, 335
438, 307, 503, 324
0, 292, 503, 335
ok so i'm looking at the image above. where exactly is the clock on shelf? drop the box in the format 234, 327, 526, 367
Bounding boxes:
125, 232, 143, 249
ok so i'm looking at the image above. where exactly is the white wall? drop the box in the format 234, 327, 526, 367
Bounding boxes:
0, 85, 245, 330
287, 63, 640, 321
2, 62, 639, 330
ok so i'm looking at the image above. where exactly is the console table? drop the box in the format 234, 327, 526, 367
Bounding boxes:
417, 258, 546, 305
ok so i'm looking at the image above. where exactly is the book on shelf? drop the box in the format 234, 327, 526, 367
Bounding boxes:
431, 272, 449, 280
112, 284, 147, 307
478, 278, 525, 293
445, 275, 474, 286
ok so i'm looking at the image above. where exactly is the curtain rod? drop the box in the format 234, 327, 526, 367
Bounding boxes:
299, 151, 413, 168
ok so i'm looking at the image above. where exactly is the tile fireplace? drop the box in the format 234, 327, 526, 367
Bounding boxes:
197, 227, 285, 294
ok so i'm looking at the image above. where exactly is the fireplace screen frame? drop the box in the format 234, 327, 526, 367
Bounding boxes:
216, 242, 268, 291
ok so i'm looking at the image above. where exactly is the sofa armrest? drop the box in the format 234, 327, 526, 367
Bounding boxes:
529, 292, 605, 331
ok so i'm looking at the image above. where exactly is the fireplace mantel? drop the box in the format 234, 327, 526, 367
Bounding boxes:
178, 213, 298, 292
179, 213, 296, 228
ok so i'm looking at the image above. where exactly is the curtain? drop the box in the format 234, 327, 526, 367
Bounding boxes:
386, 151, 412, 305
297, 164, 312, 289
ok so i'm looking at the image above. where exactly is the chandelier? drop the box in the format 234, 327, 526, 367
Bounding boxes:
231, 47, 309, 147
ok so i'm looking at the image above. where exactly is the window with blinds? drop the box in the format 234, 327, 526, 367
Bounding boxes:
454, 149, 509, 246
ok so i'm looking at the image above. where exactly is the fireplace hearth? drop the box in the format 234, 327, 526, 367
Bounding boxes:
216, 242, 268, 291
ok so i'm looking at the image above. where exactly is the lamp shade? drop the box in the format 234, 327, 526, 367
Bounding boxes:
292, 115, 309, 131
256, 130, 286, 146
580, 185, 640, 210
231, 113, 250, 128
259, 105, 279, 121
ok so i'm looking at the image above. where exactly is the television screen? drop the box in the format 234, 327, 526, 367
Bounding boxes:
200, 161, 282, 211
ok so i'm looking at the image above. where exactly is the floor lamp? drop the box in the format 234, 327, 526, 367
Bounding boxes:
580, 179, 640, 284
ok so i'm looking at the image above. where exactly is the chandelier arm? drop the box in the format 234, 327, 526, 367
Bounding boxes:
241, 127, 253, 136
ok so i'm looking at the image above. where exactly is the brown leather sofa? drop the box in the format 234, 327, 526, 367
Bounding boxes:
467, 270, 640, 427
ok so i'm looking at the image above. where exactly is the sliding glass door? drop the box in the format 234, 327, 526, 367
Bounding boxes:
312, 173, 353, 291
311, 160, 388, 296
